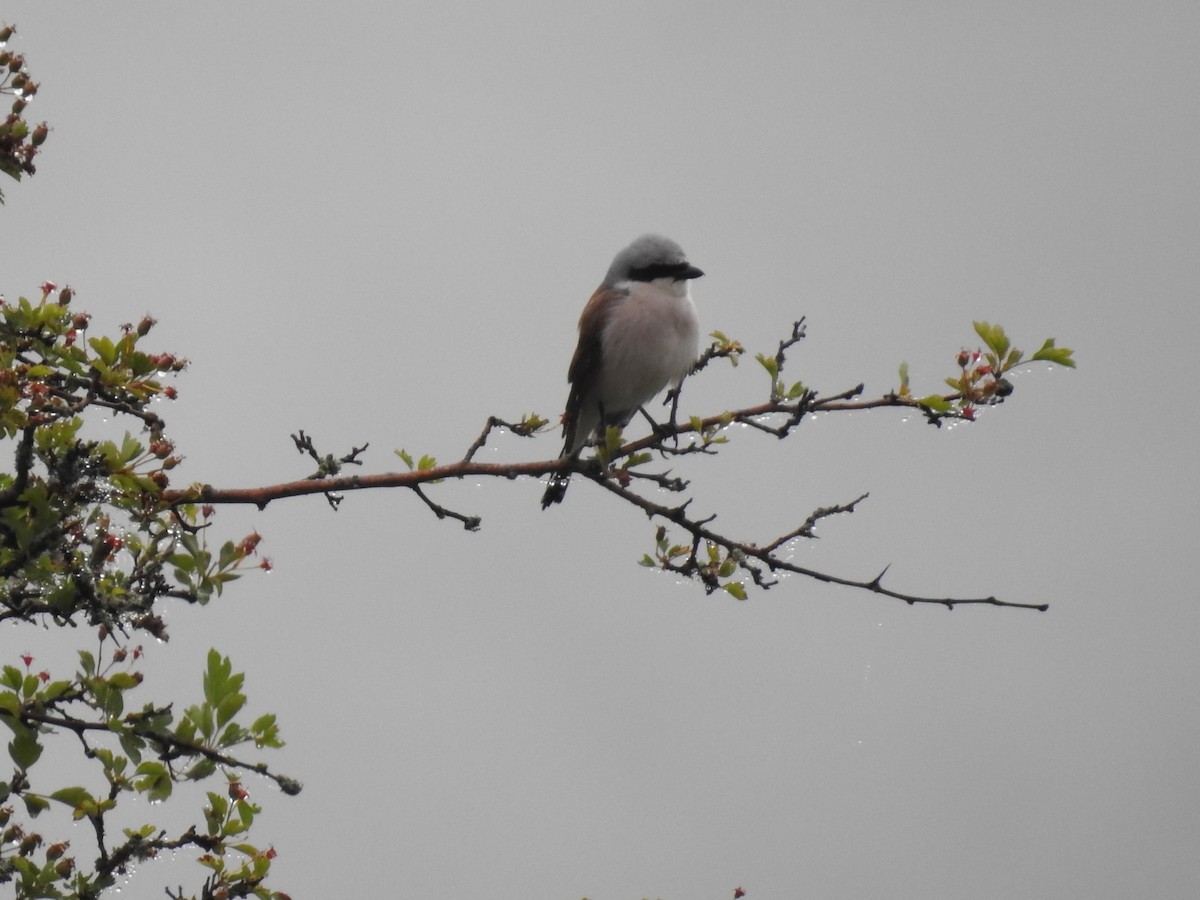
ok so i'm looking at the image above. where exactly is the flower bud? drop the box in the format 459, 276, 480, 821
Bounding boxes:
30, 122, 47, 146
237, 532, 262, 555
136, 315, 156, 336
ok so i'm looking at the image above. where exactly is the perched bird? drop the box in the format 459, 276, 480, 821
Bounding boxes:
541, 234, 703, 508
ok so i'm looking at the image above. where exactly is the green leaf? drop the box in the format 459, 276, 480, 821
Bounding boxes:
755, 353, 778, 378
223, 815, 249, 837
722, 582, 748, 600
174, 712, 197, 743
203, 649, 242, 706
0, 665, 21, 690
219, 722, 248, 747
250, 713, 283, 748
88, 335, 118, 366
638, 554, 656, 567
620, 451, 651, 470
973, 321, 1010, 359
215, 692, 246, 730
22, 793, 49, 817
92, 746, 126, 776
8, 730, 42, 770
396, 449, 415, 470
1031, 338, 1076, 368
40, 680, 73, 702
185, 702, 215, 741
602, 425, 622, 458
134, 761, 173, 802
119, 730, 145, 764
50, 785, 95, 809
89, 678, 126, 719
917, 394, 954, 413
205, 791, 229, 834
0, 690, 20, 726
107, 672, 140, 691
185, 758, 217, 781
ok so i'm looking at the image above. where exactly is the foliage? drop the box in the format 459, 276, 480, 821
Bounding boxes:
0, 24, 47, 204
0, 26, 285, 896
0, 279, 294, 897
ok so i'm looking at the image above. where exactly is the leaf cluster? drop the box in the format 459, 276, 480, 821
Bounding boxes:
0, 648, 292, 899
0, 287, 272, 636
0, 24, 47, 202
0, 283, 292, 897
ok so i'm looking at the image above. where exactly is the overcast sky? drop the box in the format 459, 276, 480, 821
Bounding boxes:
4, 3, 1199, 898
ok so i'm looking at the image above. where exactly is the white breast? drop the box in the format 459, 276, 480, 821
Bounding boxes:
595, 279, 700, 416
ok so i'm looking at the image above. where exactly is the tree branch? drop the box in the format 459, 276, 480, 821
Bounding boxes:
152, 320, 1066, 612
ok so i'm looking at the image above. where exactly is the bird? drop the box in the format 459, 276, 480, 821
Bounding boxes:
541, 234, 703, 508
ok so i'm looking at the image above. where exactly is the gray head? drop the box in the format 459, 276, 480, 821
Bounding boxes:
603, 234, 704, 288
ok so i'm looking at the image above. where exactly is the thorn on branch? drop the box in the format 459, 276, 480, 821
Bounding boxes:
869, 564, 891, 589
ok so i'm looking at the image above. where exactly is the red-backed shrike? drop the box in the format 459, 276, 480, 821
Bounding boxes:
541, 234, 703, 508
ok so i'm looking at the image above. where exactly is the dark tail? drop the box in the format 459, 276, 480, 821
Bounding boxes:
540, 470, 571, 509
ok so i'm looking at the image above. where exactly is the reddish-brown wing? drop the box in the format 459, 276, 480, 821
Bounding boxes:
561, 285, 625, 452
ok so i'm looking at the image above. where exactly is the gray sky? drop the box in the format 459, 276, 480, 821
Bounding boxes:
4, 2, 1199, 898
